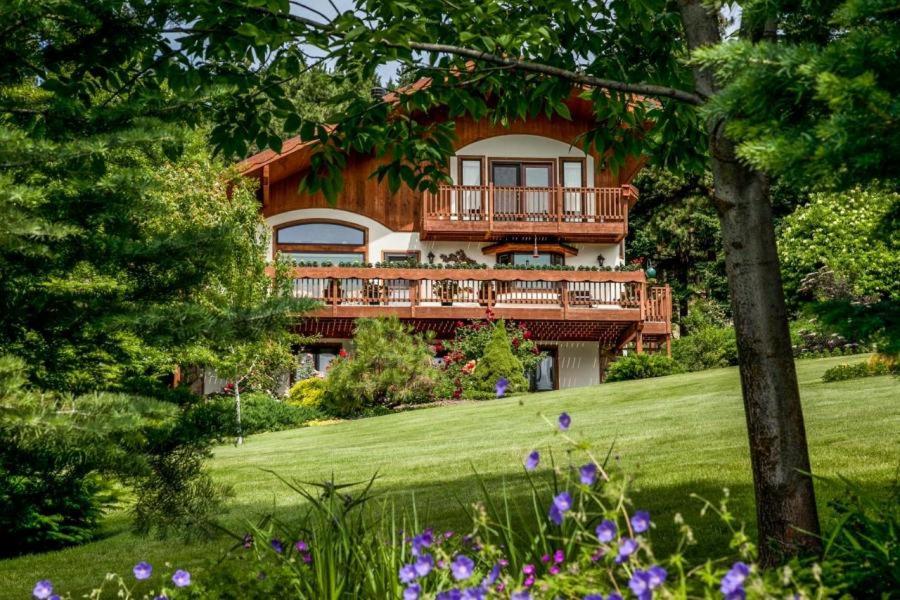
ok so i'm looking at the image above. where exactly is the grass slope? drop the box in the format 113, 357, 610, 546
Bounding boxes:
1, 356, 897, 598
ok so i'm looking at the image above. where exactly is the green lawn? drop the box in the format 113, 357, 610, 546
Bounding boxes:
2, 356, 897, 598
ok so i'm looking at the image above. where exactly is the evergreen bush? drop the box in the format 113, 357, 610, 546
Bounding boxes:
605, 353, 683, 382
469, 320, 528, 396
287, 378, 326, 408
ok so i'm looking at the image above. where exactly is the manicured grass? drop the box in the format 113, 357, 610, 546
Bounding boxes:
1, 356, 897, 598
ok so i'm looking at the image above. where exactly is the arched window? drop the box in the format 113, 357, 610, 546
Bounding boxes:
273, 220, 367, 263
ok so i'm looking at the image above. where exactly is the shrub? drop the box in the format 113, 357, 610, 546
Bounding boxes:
605, 353, 683, 382
323, 317, 440, 416
287, 377, 325, 408
672, 325, 738, 371
822, 355, 897, 382
468, 320, 529, 397
192, 392, 322, 436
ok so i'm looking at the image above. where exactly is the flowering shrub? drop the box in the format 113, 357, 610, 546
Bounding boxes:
437, 316, 543, 399
821, 354, 897, 382
61, 402, 890, 599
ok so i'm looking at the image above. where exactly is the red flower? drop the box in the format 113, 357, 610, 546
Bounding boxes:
455, 321, 465, 328
338, 348, 348, 358
512, 338, 521, 348
523, 330, 532, 339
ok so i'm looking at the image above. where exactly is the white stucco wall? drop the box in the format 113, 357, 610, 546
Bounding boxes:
555, 341, 601, 389
450, 135, 594, 185
265, 208, 621, 267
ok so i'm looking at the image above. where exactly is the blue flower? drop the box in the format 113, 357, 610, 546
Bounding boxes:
171, 569, 191, 588
720, 562, 750, 598
437, 589, 462, 600
548, 503, 564, 525
583, 595, 604, 600
615, 537, 637, 563
631, 510, 651, 533
414, 554, 434, 577
461, 587, 487, 600
404, 583, 421, 600
399, 563, 417, 583
32, 581, 53, 600
607, 594, 623, 600
558, 412, 571, 430
579, 463, 597, 485
133, 561, 152, 580
411, 529, 434, 556
628, 570, 652, 599
451, 554, 475, 580
595, 519, 617, 542
553, 491, 573, 512
270, 538, 284, 553
495, 377, 509, 397
510, 591, 532, 600
647, 565, 667, 589
482, 563, 501, 587
524, 450, 540, 471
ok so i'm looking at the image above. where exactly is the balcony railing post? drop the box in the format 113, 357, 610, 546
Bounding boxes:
488, 183, 494, 234
639, 281, 647, 321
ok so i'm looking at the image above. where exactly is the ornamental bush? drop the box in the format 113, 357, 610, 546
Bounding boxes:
468, 320, 529, 397
821, 355, 897, 382
287, 377, 326, 408
323, 317, 440, 416
605, 353, 683, 382
191, 392, 322, 435
672, 325, 738, 371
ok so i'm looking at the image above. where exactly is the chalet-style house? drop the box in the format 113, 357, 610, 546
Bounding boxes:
238, 86, 671, 391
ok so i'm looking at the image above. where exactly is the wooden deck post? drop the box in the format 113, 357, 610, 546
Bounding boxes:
635, 331, 644, 354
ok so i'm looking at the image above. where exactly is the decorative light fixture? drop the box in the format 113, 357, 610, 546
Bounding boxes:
427, 251, 435, 264
532, 235, 540, 259
597, 254, 605, 267
645, 260, 657, 279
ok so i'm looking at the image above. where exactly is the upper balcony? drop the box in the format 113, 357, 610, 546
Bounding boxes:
422, 184, 635, 242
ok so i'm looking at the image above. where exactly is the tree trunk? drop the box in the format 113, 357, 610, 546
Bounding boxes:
234, 381, 244, 446
679, 0, 821, 564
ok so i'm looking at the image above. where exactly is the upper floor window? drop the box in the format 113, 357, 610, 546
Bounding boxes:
274, 220, 367, 263
496, 252, 564, 267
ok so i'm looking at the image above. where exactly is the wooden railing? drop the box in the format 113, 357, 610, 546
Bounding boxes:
422, 184, 634, 240
424, 184, 630, 222
289, 267, 669, 325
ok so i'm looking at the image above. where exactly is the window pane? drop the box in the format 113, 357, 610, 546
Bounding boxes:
498, 252, 564, 266
524, 166, 550, 187
384, 252, 417, 264
461, 160, 481, 185
492, 164, 520, 186
563, 162, 582, 188
277, 222, 364, 245
283, 252, 365, 263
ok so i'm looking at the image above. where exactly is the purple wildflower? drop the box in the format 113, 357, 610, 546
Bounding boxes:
524, 574, 535, 587
608, 594, 623, 600
647, 565, 667, 589
437, 589, 462, 600
482, 563, 502, 586
584, 596, 604, 600
540, 553, 550, 563
595, 519, 617, 543
133, 561, 152, 580
631, 510, 651, 533
579, 463, 598, 485
548, 503, 564, 525
242, 533, 253, 548
270, 538, 284, 553
171, 569, 191, 588
615, 538, 638, 563
549, 565, 560, 575
404, 583, 422, 600
511, 590, 532, 600
411, 530, 434, 556
553, 549, 565, 564
628, 570, 652, 599
451, 554, 475, 581
32, 581, 53, 600
522, 563, 535, 575
153, 596, 169, 600
294, 540, 308, 552
414, 554, 434, 577
495, 377, 509, 397
720, 562, 750, 599
558, 412, 571, 430
524, 450, 540, 471
461, 587, 487, 600
553, 491, 573, 512
399, 564, 417, 584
